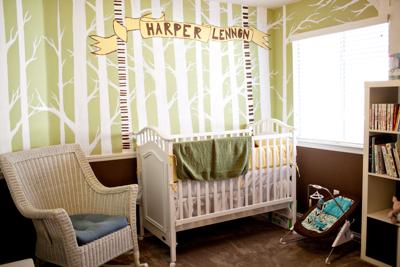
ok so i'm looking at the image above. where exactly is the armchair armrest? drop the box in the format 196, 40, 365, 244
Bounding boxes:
21, 206, 80, 250
83, 182, 139, 219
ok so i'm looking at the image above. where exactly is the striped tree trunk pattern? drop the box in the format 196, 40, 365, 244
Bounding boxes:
257, 6, 271, 121
131, 0, 147, 131
195, 0, 205, 133
73, 0, 89, 153
114, 0, 132, 151
241, 5, 255, 125
96, 0, 112, 154
0, 0, 11, 153
16, 0, 30, 149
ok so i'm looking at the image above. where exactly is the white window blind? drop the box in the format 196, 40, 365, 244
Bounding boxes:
293, 23, 388, 146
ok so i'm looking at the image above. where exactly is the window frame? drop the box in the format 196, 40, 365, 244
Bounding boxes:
291, 16, 388, 154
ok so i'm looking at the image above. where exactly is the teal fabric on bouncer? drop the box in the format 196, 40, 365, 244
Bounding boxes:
70, 214, 128, 246
301, 196, 353, 233
322, 197, 352, 218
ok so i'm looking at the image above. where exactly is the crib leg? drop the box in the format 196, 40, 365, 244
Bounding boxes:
169, 225, 177, 267
138, 204, 145, 240
325, 247, 335, 265
170, 242, 176, 267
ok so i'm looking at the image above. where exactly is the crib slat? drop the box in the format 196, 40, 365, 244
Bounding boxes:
286, 137, 290, 198
237, 176, 241, 208
245, 172, 249, 206
273, 137, 277, 201
197, 181, 201, 216
205, 182, 210, 214
178, 181, 183, 219
266, 138, 270, 202
252, 138, 256, 205
229, 179, 233, 209
213, 181, 218, 213
221, 180, 226, 211
258, 137, 263, 203
280, 136, 284, 199
188, 180, 193, 218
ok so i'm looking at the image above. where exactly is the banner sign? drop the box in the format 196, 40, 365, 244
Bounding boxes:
91, 13, 270, 55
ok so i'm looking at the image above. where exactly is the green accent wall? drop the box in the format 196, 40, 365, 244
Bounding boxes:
0, 0, 381, 155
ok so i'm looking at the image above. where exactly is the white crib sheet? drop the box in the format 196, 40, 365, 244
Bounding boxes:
174, 166, 293, 219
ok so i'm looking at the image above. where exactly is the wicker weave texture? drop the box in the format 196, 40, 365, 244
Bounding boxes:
0, 144, 146, 267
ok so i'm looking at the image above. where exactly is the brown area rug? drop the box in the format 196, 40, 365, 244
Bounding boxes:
106, 215, 372, 267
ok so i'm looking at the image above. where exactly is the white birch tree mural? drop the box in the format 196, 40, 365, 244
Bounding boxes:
94, 0, 112, 154
282, 5, 287, 123
173, 0, 193, 135
209, 1, 224, 132
227, 3, 240, 130
42, 0, 72, 145
151, 0, 170, 134
194, 0, 205, 133
257, 6, 271, 121
16, 0, 40, 150
73, 0, 89, 153
131, 0, 147, 131
0, 0, 17, 153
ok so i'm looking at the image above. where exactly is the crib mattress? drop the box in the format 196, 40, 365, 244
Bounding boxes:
174, 166, 293, 219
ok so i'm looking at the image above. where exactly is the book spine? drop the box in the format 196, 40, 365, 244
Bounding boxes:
393, 147, 400, 177
381, 145, 391, 175
371, 137, 376, 173
386, 143, 397, 177
376, 145, 384, 174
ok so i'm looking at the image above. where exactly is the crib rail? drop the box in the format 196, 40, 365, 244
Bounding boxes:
134, 118, 296, 232
252, 118, 295, 135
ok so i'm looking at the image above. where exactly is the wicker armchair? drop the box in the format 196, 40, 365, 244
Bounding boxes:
0, 144, 147, 267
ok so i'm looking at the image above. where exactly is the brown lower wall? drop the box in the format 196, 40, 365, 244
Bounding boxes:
0, 149, 363, 263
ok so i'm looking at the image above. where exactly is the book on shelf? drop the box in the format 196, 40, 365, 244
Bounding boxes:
370, 103, 400, 131
369, 135, 399, 177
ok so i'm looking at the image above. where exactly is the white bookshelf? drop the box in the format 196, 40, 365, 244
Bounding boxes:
362, 80, 400, 267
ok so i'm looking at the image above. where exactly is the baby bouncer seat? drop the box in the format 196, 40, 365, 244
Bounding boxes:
280, 184, 359, 264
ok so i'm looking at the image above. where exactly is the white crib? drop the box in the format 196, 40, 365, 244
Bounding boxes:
134, 119, 297, 267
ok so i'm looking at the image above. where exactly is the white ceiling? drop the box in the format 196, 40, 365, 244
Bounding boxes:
217, 0, 301, 8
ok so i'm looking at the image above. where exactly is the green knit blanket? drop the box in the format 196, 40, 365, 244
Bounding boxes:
173, 136, 251, 181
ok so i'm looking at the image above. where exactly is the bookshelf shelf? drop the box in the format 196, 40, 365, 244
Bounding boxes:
367, 208, 400, 226
369, 129, 400, 134
368, 172, 400, 181
362, 80, 400, 267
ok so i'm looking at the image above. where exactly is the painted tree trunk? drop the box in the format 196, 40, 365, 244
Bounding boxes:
257, 6, 271, 121
131, 0, 147, 131
282, 5, 287, 123
73, 0, 89, 153
55, 0, 66, 144
227, 3, 240, 130
209, 1, 224, 132
241, 5, 254, 125
151, 0, 170, 134
0, 0, 11, 153
96, 0, 112, 154
16, 0, 30, 149
114, 0, 132, 151
195, 0, 205, 133
173, 0, 193, 135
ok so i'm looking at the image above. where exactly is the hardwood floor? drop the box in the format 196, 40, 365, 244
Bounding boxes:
107, 215, 372, 267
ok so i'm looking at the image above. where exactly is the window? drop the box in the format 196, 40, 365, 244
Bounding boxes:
293, 23, 388, 147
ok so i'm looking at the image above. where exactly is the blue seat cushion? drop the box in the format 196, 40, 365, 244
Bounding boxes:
70, 214, 128, 246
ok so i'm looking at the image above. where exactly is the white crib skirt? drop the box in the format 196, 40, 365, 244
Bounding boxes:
174, 166, 293, 219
